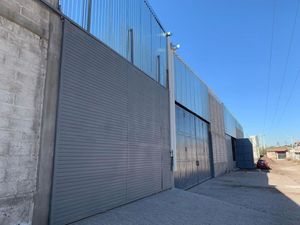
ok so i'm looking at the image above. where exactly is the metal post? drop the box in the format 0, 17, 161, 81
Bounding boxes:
166, 34, 176, 172
129, 29, 134, 64
87, 0, 92, 32
157, 55, 161, 83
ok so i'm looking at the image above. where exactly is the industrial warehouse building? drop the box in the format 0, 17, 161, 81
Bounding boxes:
0, 0, 243, 225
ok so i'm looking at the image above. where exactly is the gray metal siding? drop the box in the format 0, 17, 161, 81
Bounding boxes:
127, 68, 166, 201
174, 54, 210, 121
50, 20, 171, 225
223, 105, 243, 139
208, 92, 228, 176
225, 134, 235, 170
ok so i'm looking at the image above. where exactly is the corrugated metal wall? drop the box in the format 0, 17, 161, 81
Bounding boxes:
50, 21, 171, 225
208, 92, 229, 176
59, 0, 167, 87
59, 0, 89, 29
174, 54, 210, 121
236, 123, 244, 139
59, 0, 246, 183
224, 106, 244, 139
173, 53, 243, 178
225, 134, 235, 170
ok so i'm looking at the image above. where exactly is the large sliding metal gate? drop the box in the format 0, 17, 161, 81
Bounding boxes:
50, 20, 171, 225
175, 105, 212, 189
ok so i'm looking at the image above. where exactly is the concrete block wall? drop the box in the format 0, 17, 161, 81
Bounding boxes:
0, 0, 56, 224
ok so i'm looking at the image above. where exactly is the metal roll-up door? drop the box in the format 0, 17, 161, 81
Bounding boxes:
50, 20, 171, 225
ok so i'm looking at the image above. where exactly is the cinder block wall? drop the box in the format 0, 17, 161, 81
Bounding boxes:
0, 1, 59, 224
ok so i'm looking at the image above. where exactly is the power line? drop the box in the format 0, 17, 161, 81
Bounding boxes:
269, 0, 300, 130
263, 0, 277, 133
275, 69, 300, 126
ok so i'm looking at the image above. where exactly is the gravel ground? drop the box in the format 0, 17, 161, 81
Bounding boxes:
73, 158, 300, 225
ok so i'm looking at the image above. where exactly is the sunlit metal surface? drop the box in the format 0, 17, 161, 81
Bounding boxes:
174, 54, 210, 121
224, 106, 243, 138
59, 0, 89, 29
59, 0, 167, 87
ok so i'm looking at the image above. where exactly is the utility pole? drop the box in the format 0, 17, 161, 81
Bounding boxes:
259, 134, 266, 152
262, 134, 266, 149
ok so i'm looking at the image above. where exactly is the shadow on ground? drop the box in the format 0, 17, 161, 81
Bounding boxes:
190, 159, 300, 225
73, 159, 300, 225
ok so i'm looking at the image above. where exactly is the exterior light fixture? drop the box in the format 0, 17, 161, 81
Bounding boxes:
171, 43, 180, 51
166, 31, 172, 36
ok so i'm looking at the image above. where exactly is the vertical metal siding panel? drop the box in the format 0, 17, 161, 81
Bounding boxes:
144, 5, 152, 78
151, 15, 156, 80
223, 106, 242, 139
226, 134, 234, 170
60, 0, 167, 86
186, 69, 190, 110
174, 56, 179, 101
190, 71, 195, 113
160, 29, 167, 86
183, 66, 188, 109
173, 54, 210, 121
51, 21, 171, 225
208, 92, 228, 176
151, 16, 166, 85
60, 0, 89, 29
131, 0, 141, 73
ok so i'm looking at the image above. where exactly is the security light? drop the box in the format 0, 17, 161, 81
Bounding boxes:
166, 31, 172, 36
171, 44, 180, 51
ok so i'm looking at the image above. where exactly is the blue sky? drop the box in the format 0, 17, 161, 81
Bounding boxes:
150, 0, 300, 146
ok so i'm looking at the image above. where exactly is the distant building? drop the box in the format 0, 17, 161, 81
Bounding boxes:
289, 142, 300, 160
266, 147, 290, 160
294, 141, 300, 147
249, 135, 261, 162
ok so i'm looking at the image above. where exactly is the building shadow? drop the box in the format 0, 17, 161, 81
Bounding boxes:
189, 162, 300, 225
